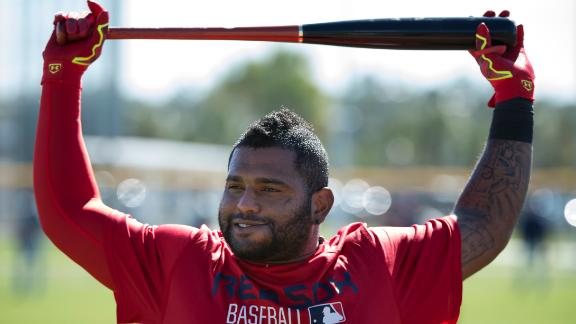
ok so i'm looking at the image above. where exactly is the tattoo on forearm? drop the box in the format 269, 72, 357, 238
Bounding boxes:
457, 208, 495, 266
456, 140, 531, 269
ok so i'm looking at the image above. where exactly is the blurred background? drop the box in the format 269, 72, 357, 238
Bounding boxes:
0, 0, 575, 323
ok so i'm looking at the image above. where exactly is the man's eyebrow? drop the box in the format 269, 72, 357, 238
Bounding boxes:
254, 177, 289, 186
225, 175, 288, 186
226, 175, 242, 182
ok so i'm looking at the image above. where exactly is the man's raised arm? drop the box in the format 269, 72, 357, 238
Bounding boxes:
34, 1, 116, 288
454, 11, 535, 279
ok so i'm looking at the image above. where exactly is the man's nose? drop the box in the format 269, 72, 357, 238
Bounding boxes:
237, 188, 261, 214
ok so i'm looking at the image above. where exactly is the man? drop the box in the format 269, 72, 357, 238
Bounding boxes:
35, 1, 534, 323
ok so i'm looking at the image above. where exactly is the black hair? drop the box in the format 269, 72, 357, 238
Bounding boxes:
230, 108, 329, 193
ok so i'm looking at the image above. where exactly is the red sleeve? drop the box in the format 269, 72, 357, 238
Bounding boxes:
33, 79, 194, 296
369, 216, 462, 324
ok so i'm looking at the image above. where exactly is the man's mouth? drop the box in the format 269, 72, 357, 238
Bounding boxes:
232, 217, 268, 231
234, 221, 268, 228
237, 223, 258, 228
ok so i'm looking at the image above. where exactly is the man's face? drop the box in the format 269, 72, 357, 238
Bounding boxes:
218, 147, 314, 263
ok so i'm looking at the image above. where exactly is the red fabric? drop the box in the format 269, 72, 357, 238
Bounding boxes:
35, 80, 461, 324
42, 0, 109, 86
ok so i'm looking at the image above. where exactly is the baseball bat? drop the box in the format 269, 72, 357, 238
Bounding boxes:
106, 17, 517, 50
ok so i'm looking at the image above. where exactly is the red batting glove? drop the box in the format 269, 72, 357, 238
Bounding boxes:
42, 0, 109, 85
469, 11, 535, 107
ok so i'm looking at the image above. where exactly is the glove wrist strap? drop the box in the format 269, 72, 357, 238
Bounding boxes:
489, 98, 534, 143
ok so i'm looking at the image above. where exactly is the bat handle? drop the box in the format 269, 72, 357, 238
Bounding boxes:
106, 26, 302, 42
55, 21, 69, 45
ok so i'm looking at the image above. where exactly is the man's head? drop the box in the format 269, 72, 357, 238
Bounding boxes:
218, 109, 334, 263
231, 108, 329, 194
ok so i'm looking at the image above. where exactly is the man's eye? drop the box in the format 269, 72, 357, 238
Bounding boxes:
262, 187, 280, 193
227, 184, 243, 190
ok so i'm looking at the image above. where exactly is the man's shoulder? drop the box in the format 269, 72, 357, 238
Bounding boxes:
151, 223, 225, 253
327, 216, 458, 250
326, 222, 375, 249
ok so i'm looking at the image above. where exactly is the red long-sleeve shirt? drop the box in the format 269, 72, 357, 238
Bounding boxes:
34, 79, 462, 324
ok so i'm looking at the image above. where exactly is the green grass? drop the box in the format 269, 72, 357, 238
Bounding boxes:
460, 264, 576, 324
0, 239, 115, 323
1, 238, 574, 323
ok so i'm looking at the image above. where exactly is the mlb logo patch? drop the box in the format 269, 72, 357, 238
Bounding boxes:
308, 302, 346, 323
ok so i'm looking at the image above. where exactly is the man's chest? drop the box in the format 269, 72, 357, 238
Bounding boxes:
162, 261, 400, 324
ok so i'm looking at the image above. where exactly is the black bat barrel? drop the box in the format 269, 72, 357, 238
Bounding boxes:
301, 17, 517, 50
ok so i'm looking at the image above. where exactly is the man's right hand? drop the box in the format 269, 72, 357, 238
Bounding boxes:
42, 0, 109, 84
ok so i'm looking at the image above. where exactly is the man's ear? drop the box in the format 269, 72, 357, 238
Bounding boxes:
311, 188, 334, 224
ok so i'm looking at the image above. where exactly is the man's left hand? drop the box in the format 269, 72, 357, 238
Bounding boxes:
470, 10, 535, 107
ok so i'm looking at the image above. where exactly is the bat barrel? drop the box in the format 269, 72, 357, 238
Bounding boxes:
302, 17, 517, 50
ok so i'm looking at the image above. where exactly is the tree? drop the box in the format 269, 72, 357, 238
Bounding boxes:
184, 49, 329, 144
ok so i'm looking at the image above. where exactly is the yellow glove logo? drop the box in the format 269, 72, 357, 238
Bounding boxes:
476, 33, 513, 81
72, 22, 109, 66
48, 63, 62, 74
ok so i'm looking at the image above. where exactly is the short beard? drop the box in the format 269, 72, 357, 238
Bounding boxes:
219, 198, 313, 263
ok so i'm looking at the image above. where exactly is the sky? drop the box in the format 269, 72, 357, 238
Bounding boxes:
0, 0, 574, 103
117, 0, 575, 102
